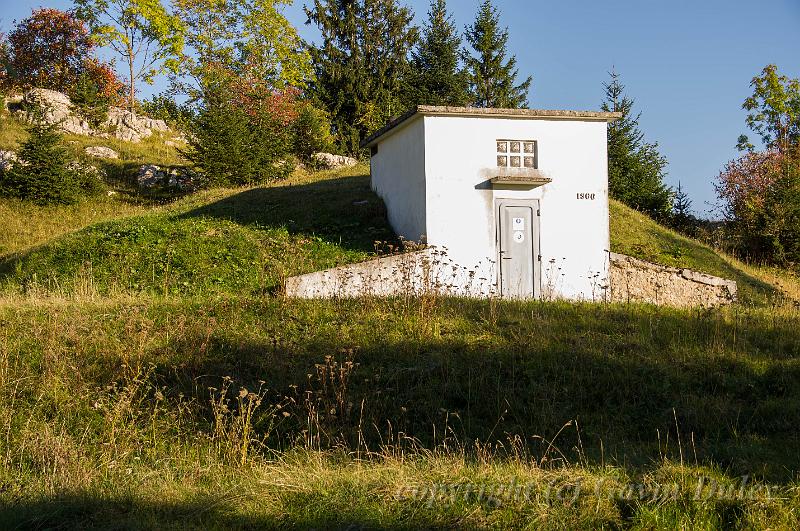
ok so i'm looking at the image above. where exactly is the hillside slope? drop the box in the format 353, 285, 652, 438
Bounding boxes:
2, 162, 797, 305
610, 200, 798, 306
2, 165, 800, 528
0, 166, 394, 297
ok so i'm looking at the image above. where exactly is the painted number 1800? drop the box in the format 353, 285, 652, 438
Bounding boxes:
576, 193, 596, 200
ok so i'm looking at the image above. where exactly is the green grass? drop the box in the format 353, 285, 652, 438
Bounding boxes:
0, 165, 395, 297
3, 109, 800, 528
1, 297, 799, 529
611, 199, 800, 305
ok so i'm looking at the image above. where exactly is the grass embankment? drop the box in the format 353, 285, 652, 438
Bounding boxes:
611, 200, 800, 305
1, 297, 799, 529
2, 118, 800, 527
0, 165, 394, 298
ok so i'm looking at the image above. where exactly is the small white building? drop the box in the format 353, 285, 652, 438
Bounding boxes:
361, 106, 620, 301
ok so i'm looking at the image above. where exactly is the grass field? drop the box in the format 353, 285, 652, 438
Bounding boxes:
2, 112, 800, 528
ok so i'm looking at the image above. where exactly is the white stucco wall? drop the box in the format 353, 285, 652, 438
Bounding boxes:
369, 113, 611, 301
369, 117, 427, 243
421, 115, 610, 301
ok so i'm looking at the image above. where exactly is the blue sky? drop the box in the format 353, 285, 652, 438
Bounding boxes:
2, 0, 799, 216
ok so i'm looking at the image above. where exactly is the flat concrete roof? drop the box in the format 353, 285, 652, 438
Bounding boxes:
362, 105, 622, 148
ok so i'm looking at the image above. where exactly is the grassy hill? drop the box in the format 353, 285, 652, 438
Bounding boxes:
2, 125, 800, 528
611, 201, 799, 306
0, 167, 394, 298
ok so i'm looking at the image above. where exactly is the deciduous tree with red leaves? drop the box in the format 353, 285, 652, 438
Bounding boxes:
5, 8, 92, 92
716, 66, 800, 264
2, 8, 124, 107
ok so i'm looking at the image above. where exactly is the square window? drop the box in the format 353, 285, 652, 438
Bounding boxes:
496, 139, 536, 169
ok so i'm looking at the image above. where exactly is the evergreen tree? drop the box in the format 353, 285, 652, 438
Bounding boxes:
305, 0, 417, 155
463, 0, 531, 109
601, 70, 672, 218
0, 113, 85, 205
670, 181, 699, 236
404, 0, 468, 107
185, 90, 293, 187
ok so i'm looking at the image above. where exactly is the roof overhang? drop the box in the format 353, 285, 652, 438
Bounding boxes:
361, 105, 622, 149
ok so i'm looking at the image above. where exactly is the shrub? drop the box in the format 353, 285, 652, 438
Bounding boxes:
78, 57, 125, 105
70, 71, 111, 128
184, 92, 293, 187
0, 112, 101, 205
716, 147, 800, 264
293, 103, 334, 167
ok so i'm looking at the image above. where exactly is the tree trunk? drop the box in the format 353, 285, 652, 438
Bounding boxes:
128, 47, 135, 113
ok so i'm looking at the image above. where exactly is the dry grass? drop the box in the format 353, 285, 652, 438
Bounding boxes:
2, 108, 800, 528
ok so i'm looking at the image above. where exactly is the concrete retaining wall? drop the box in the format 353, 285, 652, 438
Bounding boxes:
285, 247, 496, 299
285, 250, 737, 307
608, 252, 737, 307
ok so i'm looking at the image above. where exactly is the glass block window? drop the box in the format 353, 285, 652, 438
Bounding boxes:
496, 140, 537, 169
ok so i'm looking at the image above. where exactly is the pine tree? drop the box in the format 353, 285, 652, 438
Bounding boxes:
463, 0, 531, 109
672, 182, 692, 218
305, 0, 417, 155
0, 112, 81, 205
601, 70, 672, 218
670, 181, 699, 236
404, 0, 468, 107
185, 91, 293, 187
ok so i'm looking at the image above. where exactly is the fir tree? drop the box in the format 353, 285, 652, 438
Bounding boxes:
670, 181, 699, 236
0, 112, 82, 205
601, 70, 672, 218
404, 0, 468, 107
463, 0, 531, 109
305, 0, 417, 155
185, 91, 292, 187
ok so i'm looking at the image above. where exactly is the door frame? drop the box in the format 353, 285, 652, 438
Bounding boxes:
495, 198, 542, 299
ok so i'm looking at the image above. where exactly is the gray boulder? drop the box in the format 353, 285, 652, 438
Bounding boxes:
19, 88, 93, 135
0, 150, 18, 172
84, 146, 119, 159
105, 108, 169, 143
15, 88, 172, 143
136, 164, 196, 191
313, 152, 359, 169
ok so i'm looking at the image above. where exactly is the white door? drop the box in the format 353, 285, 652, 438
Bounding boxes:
497, 200, 540, 299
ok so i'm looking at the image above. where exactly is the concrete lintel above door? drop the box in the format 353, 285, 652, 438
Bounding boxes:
484, 168, 552, 188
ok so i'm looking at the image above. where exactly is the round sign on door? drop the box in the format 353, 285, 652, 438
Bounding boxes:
513, 217, 525, 243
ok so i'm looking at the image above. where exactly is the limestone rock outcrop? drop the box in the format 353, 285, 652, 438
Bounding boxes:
84, 146, 119, 159
313, 152, 359, 169
136, 164, 196, 191
13, 89, 171, 143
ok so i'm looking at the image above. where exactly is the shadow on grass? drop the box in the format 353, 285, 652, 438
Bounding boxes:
178, 174, 397, 252
0, 494, 425, 531
137, 299, 800, 483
